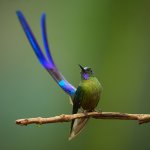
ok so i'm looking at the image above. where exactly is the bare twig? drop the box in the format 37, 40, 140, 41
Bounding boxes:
16, 112, 150, 126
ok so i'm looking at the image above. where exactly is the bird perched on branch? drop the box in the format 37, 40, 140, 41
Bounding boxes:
69, 65, 102, 140
16, 11, 102, 140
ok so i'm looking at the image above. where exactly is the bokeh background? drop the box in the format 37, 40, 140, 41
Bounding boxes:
1, 0, 150, 150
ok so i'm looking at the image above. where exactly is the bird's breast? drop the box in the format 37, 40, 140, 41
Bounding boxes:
80, 77, 102, 111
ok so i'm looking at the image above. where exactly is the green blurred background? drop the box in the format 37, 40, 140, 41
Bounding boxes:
1, 0, 150, 149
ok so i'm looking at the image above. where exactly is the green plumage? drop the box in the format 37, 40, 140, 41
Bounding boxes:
69, 65, 102, 140
80, 77, 102, 110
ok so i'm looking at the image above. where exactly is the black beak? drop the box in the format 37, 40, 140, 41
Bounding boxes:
79, 64, 85, 72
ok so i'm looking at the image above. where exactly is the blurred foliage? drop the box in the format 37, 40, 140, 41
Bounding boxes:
0, 0, 150, 150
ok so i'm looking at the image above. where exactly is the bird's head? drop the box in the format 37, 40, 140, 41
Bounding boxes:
79, 64, 94, 80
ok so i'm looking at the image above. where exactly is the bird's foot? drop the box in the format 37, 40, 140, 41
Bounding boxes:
83, 110, 88, 116
94, 108, 102, 113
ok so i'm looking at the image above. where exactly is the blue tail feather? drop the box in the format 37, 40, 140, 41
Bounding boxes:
16, 10, 76, 97
41, 13, 55, 67
16, 11, 51, 69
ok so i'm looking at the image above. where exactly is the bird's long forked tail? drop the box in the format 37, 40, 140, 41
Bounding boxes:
16, 11, 76, 99
69, 117, 89, 140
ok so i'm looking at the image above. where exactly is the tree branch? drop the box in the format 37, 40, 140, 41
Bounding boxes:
16, 112, 150, 126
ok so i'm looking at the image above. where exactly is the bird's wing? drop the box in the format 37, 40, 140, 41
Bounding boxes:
72, 86, 83, 114
70, 86, 83, 133
16, 11, 76, 99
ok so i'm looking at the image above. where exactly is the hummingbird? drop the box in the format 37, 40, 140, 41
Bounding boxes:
69, 65, 102, 140
16, 11, 103, 140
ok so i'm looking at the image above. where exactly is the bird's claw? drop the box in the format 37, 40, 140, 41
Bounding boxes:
94, 108, 102, 113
